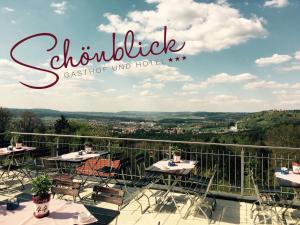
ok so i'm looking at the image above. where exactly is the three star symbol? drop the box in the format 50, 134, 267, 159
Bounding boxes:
168, 56, 186, 62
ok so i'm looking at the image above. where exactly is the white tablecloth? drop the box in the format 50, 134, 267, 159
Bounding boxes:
0, 199, 97, 225
275, 171, 300, 185
0, 147, 36, 156
153, 160, 196, 171
60, 152, 100, 161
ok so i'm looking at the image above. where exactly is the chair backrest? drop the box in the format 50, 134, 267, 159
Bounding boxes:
203, 164, 217, 199
112, 152, 124, 160
92, 186, 125, 206
31, 148, 51, 158
56, 146, 70, 156
11, 150, 26, 164
119, 157, 130, 180
0, 152, 14, 169
51, 179, 80, 198
135, 154, 145, 178
42, 158, 59, 171
250, 170, 263, 205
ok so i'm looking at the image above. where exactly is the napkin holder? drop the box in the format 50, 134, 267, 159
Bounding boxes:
7, 198, 20, 210
280, 167, 289, 175
168, 161, 176, 167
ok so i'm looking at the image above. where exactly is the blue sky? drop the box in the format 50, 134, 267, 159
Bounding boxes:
0, 0, 300, 112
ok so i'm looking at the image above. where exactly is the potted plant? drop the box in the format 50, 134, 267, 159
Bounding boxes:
31, 175, 52, 218
15, 136, 23, 149
170, 146, 181, 162
84, 141, 93, 153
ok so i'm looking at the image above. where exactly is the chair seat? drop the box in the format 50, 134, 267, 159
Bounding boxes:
189, 175, 210, 184
0, 165, 22, 170
129, 177, 152, 188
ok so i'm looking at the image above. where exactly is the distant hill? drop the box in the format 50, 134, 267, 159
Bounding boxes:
238, 110, 300, 130
7, 108, 249, 122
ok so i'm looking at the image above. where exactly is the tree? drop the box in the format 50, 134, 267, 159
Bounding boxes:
17, 110, 44, 132
0, 107, 11, 146
54, 115, 70, 134
265, 124, 300, 147
0, 107, 11, 133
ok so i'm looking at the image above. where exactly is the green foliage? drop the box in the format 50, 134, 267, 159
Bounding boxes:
265, 124, 300, 147
0, 107, 11, 133
54, 115, 71, 134
11, 110, 45, 133
12, 135, 23, 144
238, 110, 300, 130
31, 175, 52, 199
0, 107, 11, 146
169, 145, 181, 155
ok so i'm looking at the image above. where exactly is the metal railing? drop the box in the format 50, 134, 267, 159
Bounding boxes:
8, 131, 300, 199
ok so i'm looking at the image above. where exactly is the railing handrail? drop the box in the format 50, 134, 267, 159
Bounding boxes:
10, 131, 300, 151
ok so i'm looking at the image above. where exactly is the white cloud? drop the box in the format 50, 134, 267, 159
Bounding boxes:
174, 91, 198, 96
255, 54, 292, 67
110, 60, 192, 82
98, 0, 267, 55
117, 95, 131, 100
244, 80, 300, 90
141, 82, 164, 89
278, 64, 300, 72
272, 90, 287, 95
133, 79, 165, 91
2, 7, 15, 12
139, 90, 158, 98
103, 88, 116, 93
182, 73, 257, 91
0, 58, 102, 93
272, 90, 300, 107
264, 0, 289, 8
50, 1, 67, 15
295, 51, 300, 60
0, 58, 40, 84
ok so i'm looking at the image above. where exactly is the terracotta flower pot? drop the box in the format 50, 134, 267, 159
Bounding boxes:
292, 162, 300, 174
32, 194, 51, 218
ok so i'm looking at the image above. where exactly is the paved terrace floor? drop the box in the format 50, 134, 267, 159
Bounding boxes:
1, 179, 299, 225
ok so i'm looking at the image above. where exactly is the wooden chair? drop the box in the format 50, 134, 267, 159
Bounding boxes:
51, 178, 81, 201
92, 186, 125, 211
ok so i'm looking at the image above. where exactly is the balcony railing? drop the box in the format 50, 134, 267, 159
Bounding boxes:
6, 131, 300, 199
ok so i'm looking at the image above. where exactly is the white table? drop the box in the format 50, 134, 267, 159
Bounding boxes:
145, 159, 197, 210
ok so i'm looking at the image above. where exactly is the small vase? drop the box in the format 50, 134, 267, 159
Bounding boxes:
32, 194, 51, 218
85, 147, 92, 153
15, 142, 22, 149
292, 162, 300, 174
173, 155, 181, 163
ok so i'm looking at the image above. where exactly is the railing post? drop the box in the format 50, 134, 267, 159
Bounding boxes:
108, 140, 111, 160
168, 145, 171, 187
241, 147, 245, 196
55, 137, 60, 156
